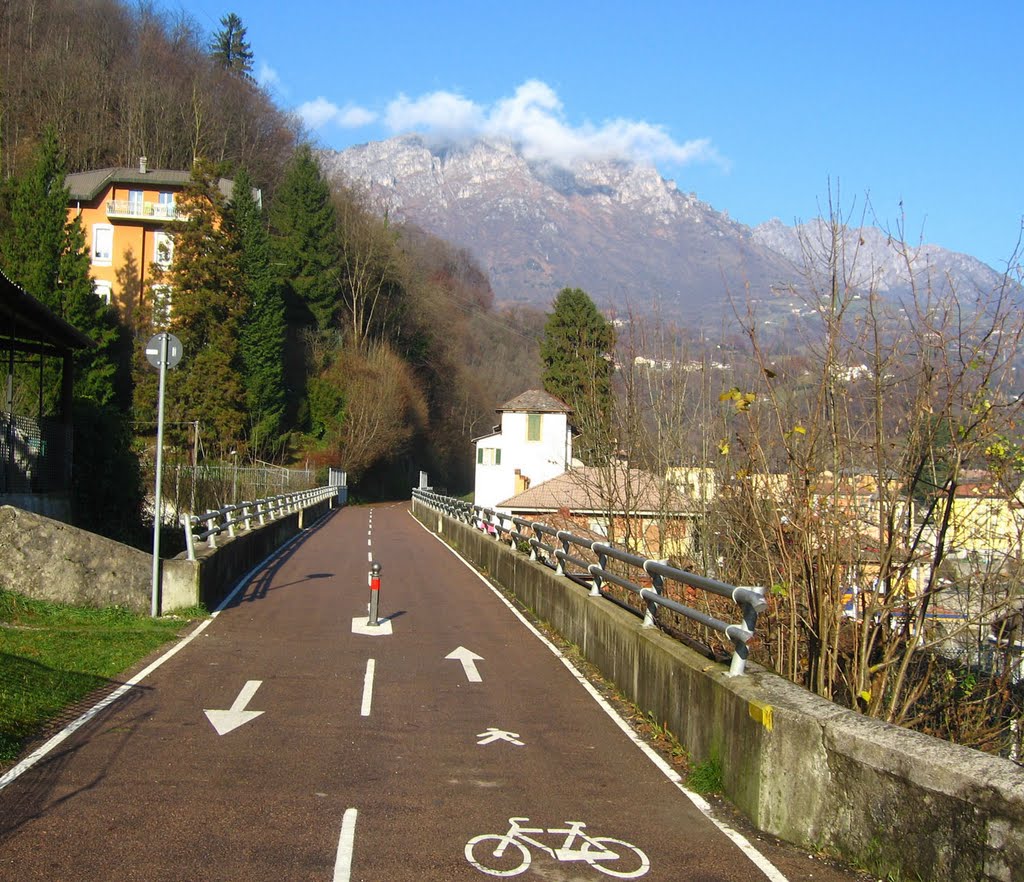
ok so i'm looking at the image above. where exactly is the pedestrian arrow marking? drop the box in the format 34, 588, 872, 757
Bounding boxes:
477, 728, 524, 746
446, 646, 484, 682
204, 680, 265, 735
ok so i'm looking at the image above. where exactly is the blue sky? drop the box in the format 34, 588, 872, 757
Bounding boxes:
174, 1, 1022, 271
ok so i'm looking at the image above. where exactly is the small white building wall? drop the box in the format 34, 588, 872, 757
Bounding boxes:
473, 431, 506, 511
474, 410, 572, 509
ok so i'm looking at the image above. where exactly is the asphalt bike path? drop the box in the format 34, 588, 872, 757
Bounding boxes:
0, 503, 866, 881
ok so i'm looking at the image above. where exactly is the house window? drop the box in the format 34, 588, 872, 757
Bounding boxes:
527, 413, 541, 441
153, 231, 174, 268
93, 280, 112, 305
152, 284, 172, 328
128, 189, 144, 214
477, 447, 501, 466
158, 192, 175, 218
92, 225, 113, 266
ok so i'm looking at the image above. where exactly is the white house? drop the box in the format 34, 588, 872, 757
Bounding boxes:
473, 390, 575, 510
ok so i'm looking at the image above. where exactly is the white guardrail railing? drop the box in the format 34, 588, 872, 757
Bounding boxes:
182, 485, 339, 561
413, 488, 767, 676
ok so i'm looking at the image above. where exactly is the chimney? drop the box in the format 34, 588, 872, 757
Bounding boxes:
139, 156, 148, 173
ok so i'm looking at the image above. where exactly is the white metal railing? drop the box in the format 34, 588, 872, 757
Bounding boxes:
182, 485, 340, 561
412, 488, 767, 676
106, 199, 182, 220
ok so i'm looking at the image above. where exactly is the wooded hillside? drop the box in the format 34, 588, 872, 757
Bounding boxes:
0, 1, 542, 506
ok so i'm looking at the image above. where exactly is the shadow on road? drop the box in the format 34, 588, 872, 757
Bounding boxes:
0, 677, 152, 844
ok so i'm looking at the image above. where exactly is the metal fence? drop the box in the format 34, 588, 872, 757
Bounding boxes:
182, 485, 341, 561
0, 410, 72, 494
413, 488, 767, 676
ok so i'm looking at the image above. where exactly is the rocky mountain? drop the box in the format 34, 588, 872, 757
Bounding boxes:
751, 218, 1004, 302
320, 135, 1006, 328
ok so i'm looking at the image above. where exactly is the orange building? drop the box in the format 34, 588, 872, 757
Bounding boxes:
64, 158, 238, 323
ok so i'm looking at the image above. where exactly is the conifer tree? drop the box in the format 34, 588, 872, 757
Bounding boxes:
541, 287, 616, 463
210, 13, 254, 80
229, 167, 287, 455
269, 144, 341, 333
268, 144, 342, 432
0, 128, 130, 412
147, 159, 248, 453
0, 129, 141, 537
0, 128, 68, 315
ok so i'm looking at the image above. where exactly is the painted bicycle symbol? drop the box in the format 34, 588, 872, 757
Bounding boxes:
465, 816, 650, 877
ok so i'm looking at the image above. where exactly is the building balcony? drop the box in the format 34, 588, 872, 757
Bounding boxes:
105, 200, 183, 221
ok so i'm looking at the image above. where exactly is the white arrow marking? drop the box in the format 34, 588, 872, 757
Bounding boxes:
477, 727, 524, 746
446, 646, 484, 682
204, 680, 265, 735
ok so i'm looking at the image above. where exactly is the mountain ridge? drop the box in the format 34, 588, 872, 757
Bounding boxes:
320, 135, 1005, 326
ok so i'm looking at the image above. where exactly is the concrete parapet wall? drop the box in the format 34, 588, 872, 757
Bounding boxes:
1, 498, 338, 615
413, 499, 1024, 882
0, 505, 152, 612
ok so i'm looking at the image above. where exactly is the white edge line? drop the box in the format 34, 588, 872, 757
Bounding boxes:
410, 510, 791, 882
361, 659, 376, 717
0, 513, 333, 794
334, 807, 358, 881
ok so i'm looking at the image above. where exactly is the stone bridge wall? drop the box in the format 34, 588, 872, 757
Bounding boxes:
0, 497, 338, 615
412, 498, 1024, 882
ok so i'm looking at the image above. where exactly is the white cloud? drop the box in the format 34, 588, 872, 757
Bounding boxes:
257, 62, 283, 93
381, 79, 723, 170
298, 79, 724, 172
384, 91, 483, 134
296, 97, 378, 130
336, 105, 378, 128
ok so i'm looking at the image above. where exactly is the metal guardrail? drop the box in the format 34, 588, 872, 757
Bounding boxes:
182, 485, 340, 561
413, 488, 767, 676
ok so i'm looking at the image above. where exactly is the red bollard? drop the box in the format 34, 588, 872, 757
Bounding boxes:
368, 561, 381, 626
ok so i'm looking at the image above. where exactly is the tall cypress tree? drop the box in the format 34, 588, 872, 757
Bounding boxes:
229, 167, 287, 455
541, 287, 616, 463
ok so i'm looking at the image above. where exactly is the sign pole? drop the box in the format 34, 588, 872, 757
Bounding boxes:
151, 332, 169, 617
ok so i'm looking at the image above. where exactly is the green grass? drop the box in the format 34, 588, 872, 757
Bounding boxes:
686, 755, 724, 795
0, 589, 201, 763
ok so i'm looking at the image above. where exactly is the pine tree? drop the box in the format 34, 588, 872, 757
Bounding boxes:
0, 128, 130, 413
0, 129, 141, 537
0, 128, 68, 315
148, 159, 248, 453
541, 287, 616, 463
269, 144, 341, 333
228, 167, 287, 456
210, 13, 254, 80
268, 144, 342, 432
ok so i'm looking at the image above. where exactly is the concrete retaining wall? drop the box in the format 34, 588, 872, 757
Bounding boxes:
0, 496, 338, 615
413, 499, 1024, 882
0, 505, 152, 612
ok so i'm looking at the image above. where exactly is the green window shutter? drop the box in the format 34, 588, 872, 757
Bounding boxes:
495, 449, 501, 465
477, 448, 483, 464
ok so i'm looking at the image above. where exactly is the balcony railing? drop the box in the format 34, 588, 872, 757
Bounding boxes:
105, 200, 183, 221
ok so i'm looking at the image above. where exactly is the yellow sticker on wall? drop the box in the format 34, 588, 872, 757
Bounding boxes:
748, 701, 774, 732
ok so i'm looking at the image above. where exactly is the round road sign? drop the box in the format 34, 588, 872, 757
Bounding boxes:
145, 333, 184, 369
